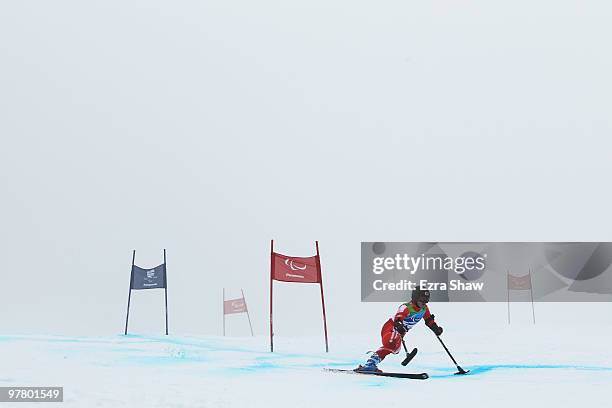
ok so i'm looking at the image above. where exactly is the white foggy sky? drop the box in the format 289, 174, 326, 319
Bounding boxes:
1, 1, 611, 337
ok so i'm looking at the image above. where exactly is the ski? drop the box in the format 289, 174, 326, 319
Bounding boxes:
325, 368, 428, 380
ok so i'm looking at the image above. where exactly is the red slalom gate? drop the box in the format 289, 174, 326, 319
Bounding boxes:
269, 240, 329, 352
507, 269, 536, 324
223, 288, 254, 336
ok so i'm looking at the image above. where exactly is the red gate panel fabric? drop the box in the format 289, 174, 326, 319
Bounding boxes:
508, 273, 532, 290
224, 298, 247, 314
272, 252, 320, 283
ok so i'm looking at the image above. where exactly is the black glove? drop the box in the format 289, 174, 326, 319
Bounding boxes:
394, 320, 406, 336
429, 323, 443, 336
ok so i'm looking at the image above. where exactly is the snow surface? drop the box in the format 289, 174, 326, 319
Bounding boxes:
2, 304, 611, 407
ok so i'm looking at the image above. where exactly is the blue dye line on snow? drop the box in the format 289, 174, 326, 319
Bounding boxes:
4, 335, 612, 379
427, 364, 612, 379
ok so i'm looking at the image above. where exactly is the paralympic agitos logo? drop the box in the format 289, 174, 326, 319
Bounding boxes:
231, 300, 245, 309
285, 259, 307, 271
372, 253, 487, 275
283, 258, 308, 279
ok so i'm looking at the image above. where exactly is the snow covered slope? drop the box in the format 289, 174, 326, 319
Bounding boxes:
2, 314, 611, 408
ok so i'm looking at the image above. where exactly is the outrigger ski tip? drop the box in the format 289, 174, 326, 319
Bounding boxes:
401, 347, 418, 366
455, 367, 470, 375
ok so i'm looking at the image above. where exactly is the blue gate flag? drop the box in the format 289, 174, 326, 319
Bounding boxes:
131, 264, 166, 290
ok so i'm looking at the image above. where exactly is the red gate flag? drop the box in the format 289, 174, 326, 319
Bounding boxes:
223, 289, 254, 336
270, 240, 329, 353
224, 298, 247, 314
508, 273, 532, 290
507, 270, 535, 324
271, 253, 320, 283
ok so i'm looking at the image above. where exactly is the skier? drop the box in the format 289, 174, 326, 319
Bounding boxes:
357, 288, 443, 373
